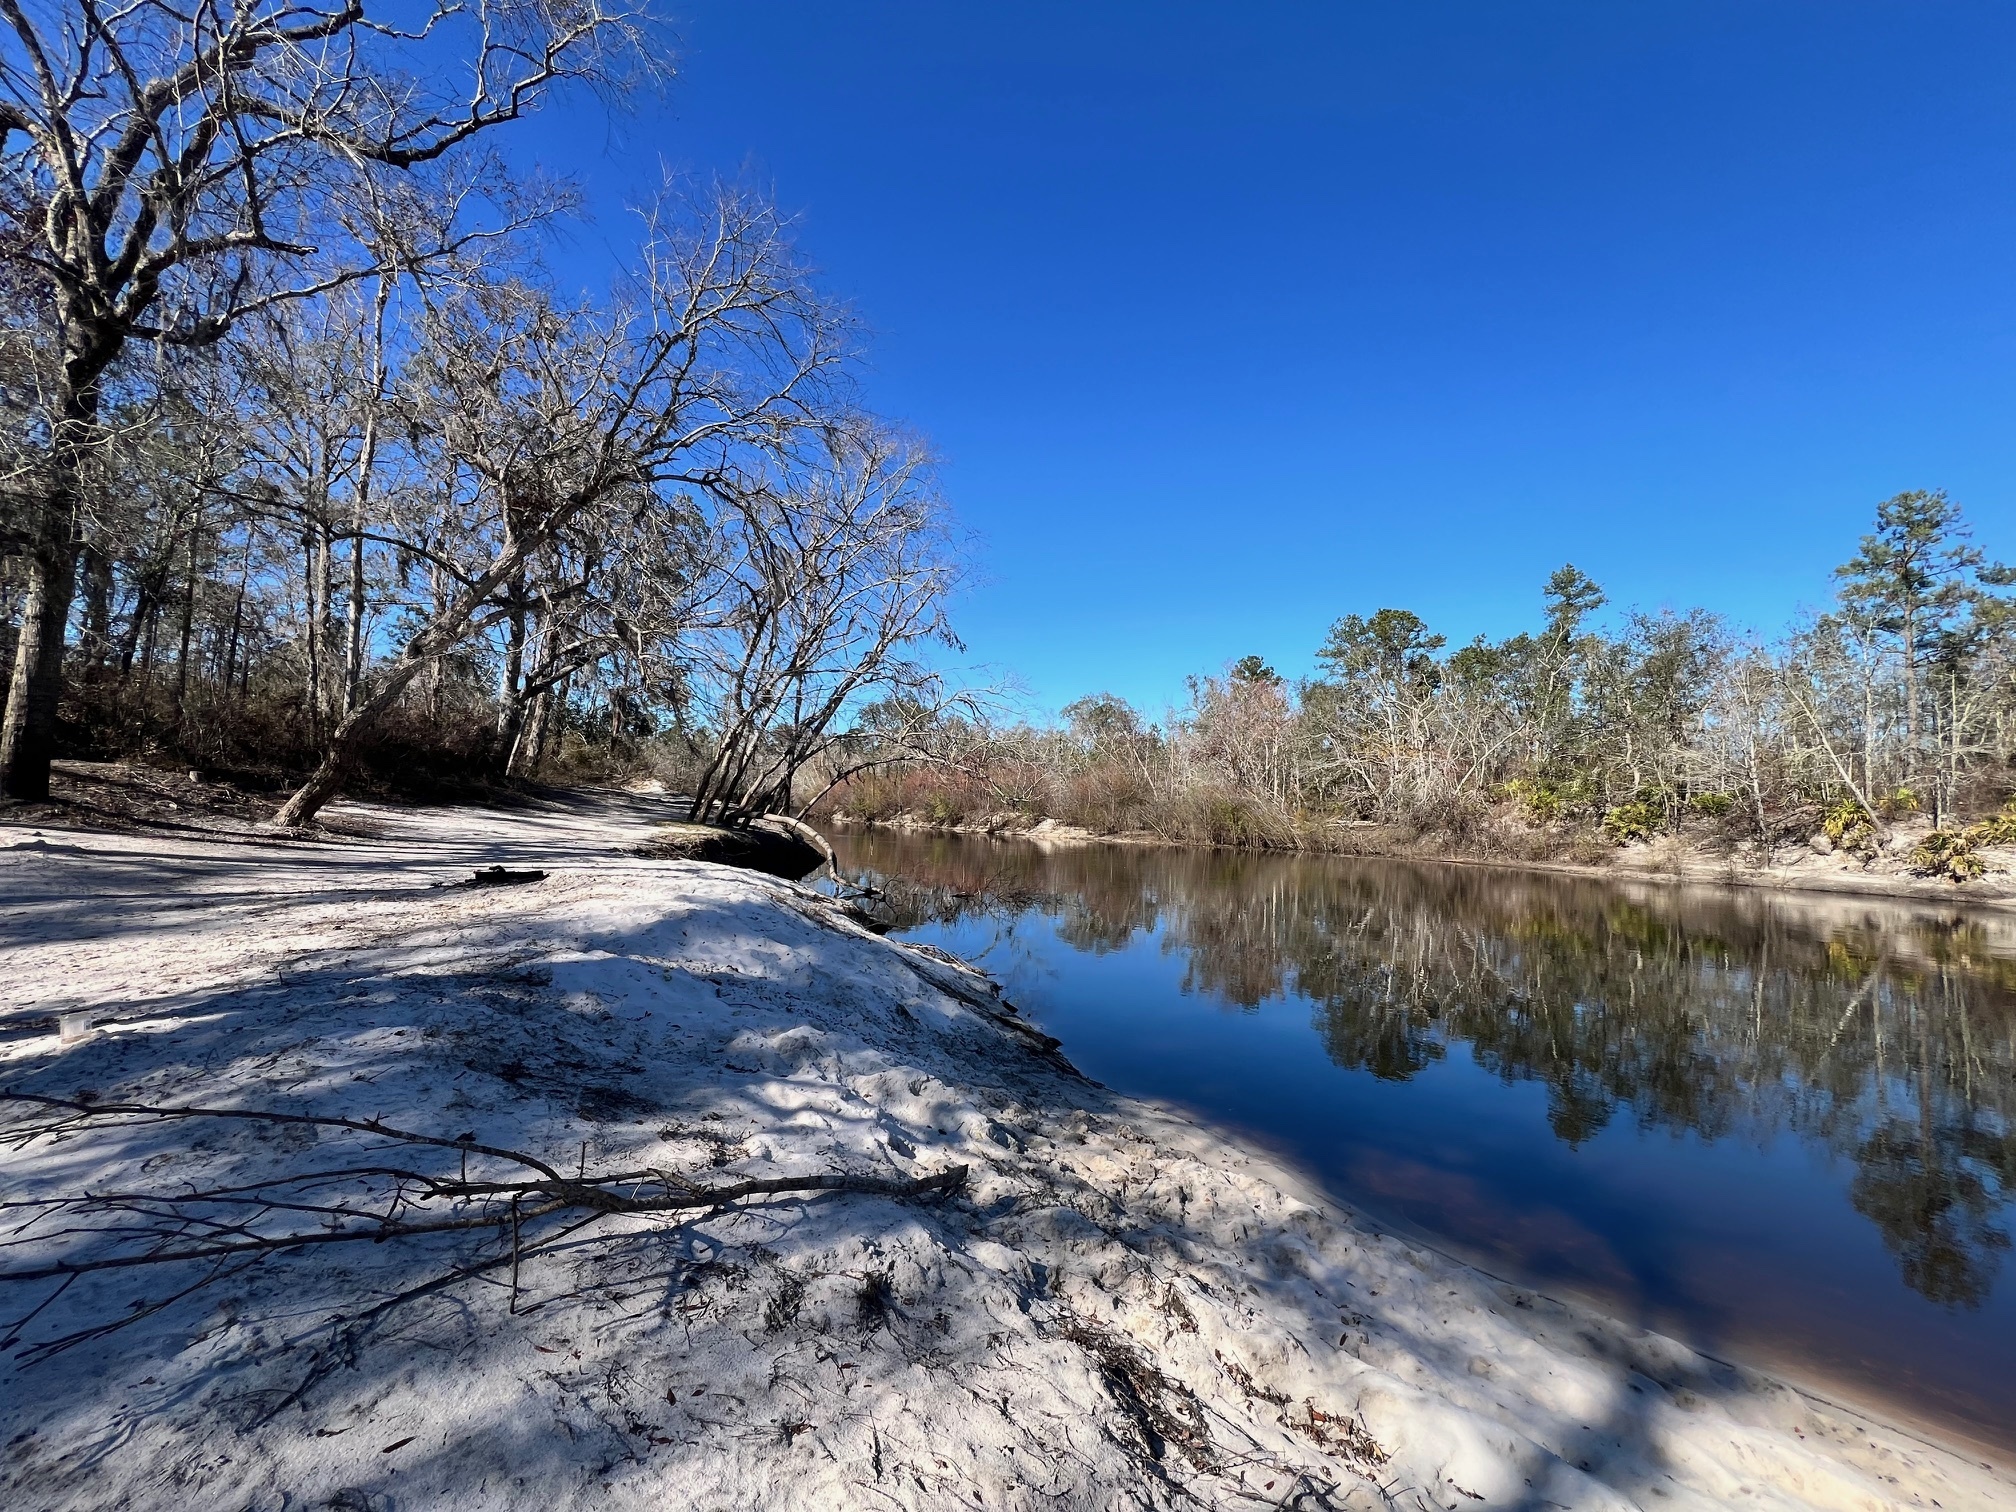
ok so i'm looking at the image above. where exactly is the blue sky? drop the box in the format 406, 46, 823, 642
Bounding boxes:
527, 1, 2016, 714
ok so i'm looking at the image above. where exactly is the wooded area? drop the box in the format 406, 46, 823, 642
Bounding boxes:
826, 491, 2016, 874
5, 3, 2012, 861
0, 0, 959, 825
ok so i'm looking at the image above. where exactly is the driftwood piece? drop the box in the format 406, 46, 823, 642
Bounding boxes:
454, 866, 548, 888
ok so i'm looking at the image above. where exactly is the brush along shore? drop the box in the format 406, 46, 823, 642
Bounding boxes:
1, 793, 2010, 1510
828, 807, 2016, 910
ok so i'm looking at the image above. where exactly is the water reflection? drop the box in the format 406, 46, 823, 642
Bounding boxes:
835, 832, 2016, 1313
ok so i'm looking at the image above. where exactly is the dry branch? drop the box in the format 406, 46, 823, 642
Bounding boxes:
0, 1093, 968, 1286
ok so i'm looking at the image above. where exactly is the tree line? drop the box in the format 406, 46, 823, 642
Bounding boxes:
826, 490, 2016, 870
1, 0, 959, 824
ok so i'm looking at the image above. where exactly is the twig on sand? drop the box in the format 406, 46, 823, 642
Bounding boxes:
0, 1094, 966, 1276
0, 1091, 968, 1376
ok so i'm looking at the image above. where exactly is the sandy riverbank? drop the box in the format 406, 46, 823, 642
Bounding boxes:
3, 793, 2012, 1510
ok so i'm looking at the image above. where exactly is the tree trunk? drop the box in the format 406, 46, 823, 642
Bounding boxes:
1862, 670, 1875, 802
0, 381, 97, 801
303, 532, 322, 741
507, 688, 550, 777
1947, 670, 1961, 824
307, 520, 333, 741
79, 544, 114, 686
496, 586, 526, 735
345, 281, 389, 715
277, 528, 555, 827
117, 576, 154, 681
1903, 615, 1918, 755
172, 516, 201, 728
137, 596, 161, 680
539, 674, 571, 768
425, 565, 446, 722
0, 539, 78, 800
274, 653, 428, 827
344, 523, 368, 712
222, 537, 251, 698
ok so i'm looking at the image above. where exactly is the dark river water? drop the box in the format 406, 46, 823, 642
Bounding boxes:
827, 830, 2016, 1454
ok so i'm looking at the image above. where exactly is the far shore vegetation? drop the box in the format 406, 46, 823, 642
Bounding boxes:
817, 491, 2016, 881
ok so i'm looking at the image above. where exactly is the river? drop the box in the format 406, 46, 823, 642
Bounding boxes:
828, 828, 2016, 1454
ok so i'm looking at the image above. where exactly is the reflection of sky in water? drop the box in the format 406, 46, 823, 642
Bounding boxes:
830, 832, 2016, 1451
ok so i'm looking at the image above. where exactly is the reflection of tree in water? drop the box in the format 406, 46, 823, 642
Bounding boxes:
1851, 1119, 2012, 1307
833, 830, 2016, 1309
834, 836, 1167, 953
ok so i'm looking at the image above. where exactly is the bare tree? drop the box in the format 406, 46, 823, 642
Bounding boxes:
273, 186, 850, 825
0, 0, 645, 798
227, 287, 403, 741
682, 425, 964, 823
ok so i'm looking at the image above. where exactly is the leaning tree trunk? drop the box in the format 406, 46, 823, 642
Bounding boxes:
275, 519, 564, 827
505, 688, 550, 777
273, 655, 431, 827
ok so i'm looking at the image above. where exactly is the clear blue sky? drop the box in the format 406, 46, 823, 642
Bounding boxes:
528, 1, 2016, 715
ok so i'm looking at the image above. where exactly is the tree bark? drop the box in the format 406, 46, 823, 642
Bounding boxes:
506, 688, 550, 777
137, 595, 162, 681
0, 383, 97, 802
1903, 614, 1918, 754
172, 515, 201, 728
496, 582, 526, 735
305, 519, 333, 743
345, 280, 389, 715
222, 536, 252, 697
79, 545, 114, 686
0, 540, 78, 800
344, 524, 368, 712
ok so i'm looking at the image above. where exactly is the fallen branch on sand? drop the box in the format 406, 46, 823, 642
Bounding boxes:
0, 1092, 967, 1365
